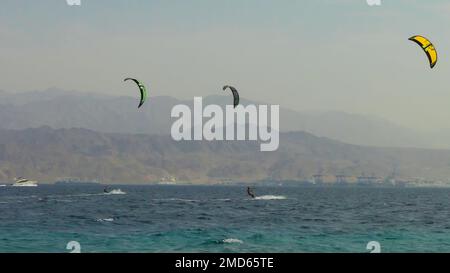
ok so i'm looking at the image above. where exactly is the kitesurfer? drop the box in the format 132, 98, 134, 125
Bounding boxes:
247, 186, 255, 199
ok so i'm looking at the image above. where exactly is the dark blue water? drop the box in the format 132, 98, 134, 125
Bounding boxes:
1, 185, 450, 253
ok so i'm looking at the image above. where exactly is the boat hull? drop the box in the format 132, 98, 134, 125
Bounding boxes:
12, 181, 38, 187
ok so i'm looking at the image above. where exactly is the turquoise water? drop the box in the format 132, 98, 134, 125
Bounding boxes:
1, 185, 450, 253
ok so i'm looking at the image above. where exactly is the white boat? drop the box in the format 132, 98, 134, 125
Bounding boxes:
12, 177, 38, 187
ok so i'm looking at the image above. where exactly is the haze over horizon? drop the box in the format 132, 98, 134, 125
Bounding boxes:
1, 0, 450, 132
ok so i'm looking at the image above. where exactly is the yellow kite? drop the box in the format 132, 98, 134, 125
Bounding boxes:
409, 35, 438, 69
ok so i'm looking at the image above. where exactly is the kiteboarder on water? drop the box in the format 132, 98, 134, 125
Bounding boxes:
247, 187, 256, 199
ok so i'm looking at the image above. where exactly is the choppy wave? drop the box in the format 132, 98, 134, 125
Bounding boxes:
53, 199, 74, 203
60, 193, 105, 198
0, 200, 23, 204
254, 195, 287, 200
96, 218, 114, 222
154, 198, 235, 203
153, 198, 198, 202
105, 189, 126, 195
222, 238, 243, 244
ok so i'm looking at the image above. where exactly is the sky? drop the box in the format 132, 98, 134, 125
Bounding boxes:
1, 0, 450, 132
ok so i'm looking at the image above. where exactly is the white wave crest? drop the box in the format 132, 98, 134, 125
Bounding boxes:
223, 238, 244, 244
105, 189, 126, 195
222, 238, 244, 244
96, 218, 114, 222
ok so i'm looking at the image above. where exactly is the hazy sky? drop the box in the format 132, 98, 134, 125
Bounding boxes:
1, 0, 450, 131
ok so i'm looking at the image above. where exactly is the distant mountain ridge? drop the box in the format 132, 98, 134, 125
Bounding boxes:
1, 126, 450, 184
0, 88, 445, 149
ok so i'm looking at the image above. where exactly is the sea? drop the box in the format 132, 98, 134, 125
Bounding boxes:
1, 185, 450, 253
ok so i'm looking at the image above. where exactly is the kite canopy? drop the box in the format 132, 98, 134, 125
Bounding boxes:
124, 78, 148, 108
223, 85, 240, 108
409, 35, 438, 69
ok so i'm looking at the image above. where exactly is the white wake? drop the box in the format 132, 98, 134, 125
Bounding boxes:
254, 195, 286, 200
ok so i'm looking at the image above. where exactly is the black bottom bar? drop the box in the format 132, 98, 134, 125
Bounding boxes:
0, 253, 440, 272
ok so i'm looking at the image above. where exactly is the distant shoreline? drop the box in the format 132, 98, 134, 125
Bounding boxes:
18, 182, 450, 189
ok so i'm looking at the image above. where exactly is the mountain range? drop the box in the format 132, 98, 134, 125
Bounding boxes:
1, 89, 450, 184
1, 126, 450, 184
0, 88, 445, 149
